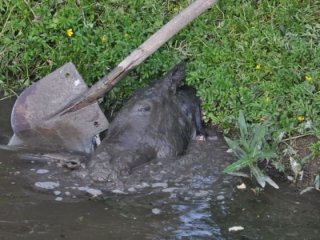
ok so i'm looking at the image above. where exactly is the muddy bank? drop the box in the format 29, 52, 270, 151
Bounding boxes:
0, 92, 237, 200
1, 94, 320, 240
0, 127, 237, 200
279, 135, 320, 189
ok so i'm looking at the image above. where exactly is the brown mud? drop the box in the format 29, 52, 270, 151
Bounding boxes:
280, 135, 320, 189
0, 93, 320, 240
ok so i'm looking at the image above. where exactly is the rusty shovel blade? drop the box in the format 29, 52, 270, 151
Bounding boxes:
9, 63, 109, 153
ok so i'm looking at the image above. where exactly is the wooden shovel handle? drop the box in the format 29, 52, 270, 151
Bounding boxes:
63, 0, 218, 114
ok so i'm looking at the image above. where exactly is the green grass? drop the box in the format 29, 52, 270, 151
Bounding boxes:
0, 0, 319, 185
0, 0, 188, 98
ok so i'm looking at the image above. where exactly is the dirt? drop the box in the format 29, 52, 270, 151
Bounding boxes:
280, 135, 320, 188
1, 91, 319, 191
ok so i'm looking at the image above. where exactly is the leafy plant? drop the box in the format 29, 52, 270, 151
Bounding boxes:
224, 111, 279, 189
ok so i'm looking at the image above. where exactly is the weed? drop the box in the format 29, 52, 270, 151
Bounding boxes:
224, 111, 279, 189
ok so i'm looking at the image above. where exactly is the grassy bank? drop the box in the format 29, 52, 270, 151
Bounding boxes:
0, 0, 319, 190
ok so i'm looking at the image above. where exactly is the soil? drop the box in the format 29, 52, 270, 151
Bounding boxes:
1, 92, 319, 191
280, 135, 320, 188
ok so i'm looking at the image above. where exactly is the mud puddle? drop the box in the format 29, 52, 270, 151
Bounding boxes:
0, 94, 319, 239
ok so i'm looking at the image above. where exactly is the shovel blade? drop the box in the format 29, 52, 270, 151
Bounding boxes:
9, 63, 109, 153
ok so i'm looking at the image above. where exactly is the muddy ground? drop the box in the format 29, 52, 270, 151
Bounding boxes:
279, 135, 320, 189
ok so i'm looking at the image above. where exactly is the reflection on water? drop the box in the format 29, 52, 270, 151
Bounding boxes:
173, 200, 221, 239
172, 176, 226, 239
0, 93, 320, 240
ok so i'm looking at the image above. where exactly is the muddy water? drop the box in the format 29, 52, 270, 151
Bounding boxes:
0, 95, 319, 240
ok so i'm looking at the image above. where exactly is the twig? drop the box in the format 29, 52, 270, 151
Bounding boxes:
23, 0, 41, 21
0, 3, 17, 37
282, 133, 314, 142
0, 87, 18, 101
76, 0, 87, 26
0, 94, 16, 102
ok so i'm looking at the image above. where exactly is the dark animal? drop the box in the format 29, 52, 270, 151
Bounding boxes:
87, 61, 204, 182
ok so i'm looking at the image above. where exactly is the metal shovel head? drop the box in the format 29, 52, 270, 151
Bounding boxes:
9, 63, 109, 153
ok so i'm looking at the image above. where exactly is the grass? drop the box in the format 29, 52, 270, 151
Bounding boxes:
0, 0, 319, 188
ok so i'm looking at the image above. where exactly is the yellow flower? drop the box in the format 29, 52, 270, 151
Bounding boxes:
305, 75, 312, 81
264, 96, 270, 103
101, 35, 108, 43
66, 28, 74, 37
255, 64, 261, 70
124, 33, 130, 39
297, 116, 305, 122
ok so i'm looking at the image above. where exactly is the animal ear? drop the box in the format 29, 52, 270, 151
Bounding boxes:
154, 61, 186, 93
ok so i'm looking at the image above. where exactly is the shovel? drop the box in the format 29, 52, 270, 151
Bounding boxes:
9, 0, 218, 153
